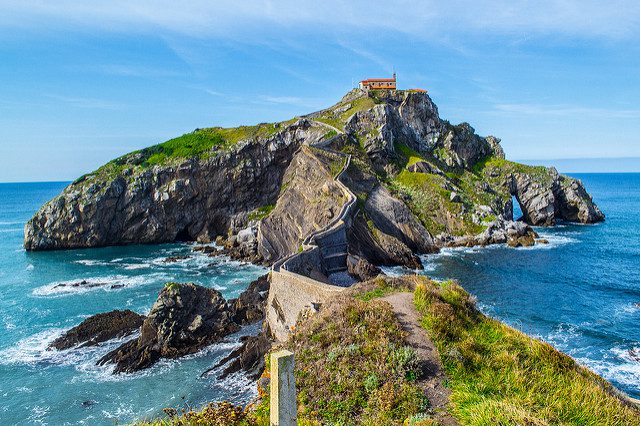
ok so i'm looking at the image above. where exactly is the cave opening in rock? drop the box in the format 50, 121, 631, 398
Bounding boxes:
512, 195, 524, 221
174, 227, 193, 242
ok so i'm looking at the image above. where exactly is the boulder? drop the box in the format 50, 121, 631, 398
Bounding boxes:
97, 276, 270, 373
49, 310, 145, 350
364, 185, 436, 254
98, 283, 240, 373
209, 325, 272, 381
346, 254, 382, 282
407, 161, 443, 176
230, 274, 270, 325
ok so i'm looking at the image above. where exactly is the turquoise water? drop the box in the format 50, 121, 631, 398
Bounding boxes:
388, 173, 640, 400
1, 174, 639, 424
0, 182, 266, 425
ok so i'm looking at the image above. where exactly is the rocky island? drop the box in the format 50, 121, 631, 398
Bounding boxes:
27, 88, 632, 425
24, 89, 603, 260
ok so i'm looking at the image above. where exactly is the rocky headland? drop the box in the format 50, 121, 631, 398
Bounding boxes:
24, 89, 603, 264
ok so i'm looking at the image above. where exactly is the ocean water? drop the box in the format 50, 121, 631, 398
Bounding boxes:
385, 173, 640, 400
0, 182, 266, 425
1, 174, 639, 424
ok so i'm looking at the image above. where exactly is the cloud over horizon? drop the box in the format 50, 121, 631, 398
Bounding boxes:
2, 0, 640, 40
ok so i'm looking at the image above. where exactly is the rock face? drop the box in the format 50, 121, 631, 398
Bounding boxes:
257, 147, 345, 263
441, 122, 494, 170
98, 276, 269, 373
346, 254, 382, 282
49, 310, 145, 350
364, 185, 436, 254
508, 169, 605, 226
24, 120, 326, 250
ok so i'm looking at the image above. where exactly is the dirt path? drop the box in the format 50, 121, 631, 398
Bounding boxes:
381, 292, 459, 426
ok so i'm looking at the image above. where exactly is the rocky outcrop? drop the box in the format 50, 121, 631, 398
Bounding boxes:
436, 219, 538, 248
364, 185, 436, 254
211, 325, 272, 381
25, 120, 326, 251
231, 274, 270, 325
98, 276, 269, 373
508, 169, 604, 226
257, 147, 346, 263
440, 122, 495, 170
49, 310, 145, 350
346, 254, 382, 281
347, 213, 423, 269
553, 175, 605, 223
345, 91, 445, 171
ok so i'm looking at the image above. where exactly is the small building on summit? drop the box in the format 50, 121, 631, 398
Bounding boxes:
359, 73, 396, 90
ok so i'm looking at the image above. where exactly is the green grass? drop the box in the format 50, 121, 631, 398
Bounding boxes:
395, 143, 424, 167
286, 298, 428, 425
389, 170, 485, 236
315, 95, 378, 131
413, 277, 640, 426
354, 277, 406, 301
247, 204, 275, 221
141, 131, 227, 167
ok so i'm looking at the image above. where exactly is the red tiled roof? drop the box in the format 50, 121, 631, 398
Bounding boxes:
360, 78, 396, 83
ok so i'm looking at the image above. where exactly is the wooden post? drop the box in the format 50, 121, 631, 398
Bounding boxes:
270, 350, 297, 426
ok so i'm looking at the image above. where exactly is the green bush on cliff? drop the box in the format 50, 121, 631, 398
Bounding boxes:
413, 277, 640, 426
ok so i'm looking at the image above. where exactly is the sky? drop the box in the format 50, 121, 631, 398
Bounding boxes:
1, 1, 640, 182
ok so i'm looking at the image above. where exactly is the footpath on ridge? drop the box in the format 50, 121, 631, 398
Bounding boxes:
382, 292, 459, 426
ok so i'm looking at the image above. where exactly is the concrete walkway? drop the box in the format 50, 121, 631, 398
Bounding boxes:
381, 292, 459, 426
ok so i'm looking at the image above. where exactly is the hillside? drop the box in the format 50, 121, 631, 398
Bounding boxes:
137, 276, 640, 426
25, 89, 603, 270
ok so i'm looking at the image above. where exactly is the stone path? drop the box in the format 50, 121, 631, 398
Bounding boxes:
381, 292, 459, 426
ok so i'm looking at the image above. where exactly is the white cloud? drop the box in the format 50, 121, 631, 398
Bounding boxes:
1, 0, 639, 40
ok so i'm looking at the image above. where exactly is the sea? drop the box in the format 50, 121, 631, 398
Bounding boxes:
0, 173, 639, 424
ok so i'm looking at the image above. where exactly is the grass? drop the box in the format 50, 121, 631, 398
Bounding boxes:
395, 143, 424, 167
355, 277, 405, 301
141, 131, 227, 167
80, 120, 300, 185
413, 277, 640, 426
247, 204, 275, 221
286, 298, 428, 425
389, 170, 485, 236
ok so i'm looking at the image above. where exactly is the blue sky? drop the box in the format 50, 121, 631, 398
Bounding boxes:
1, 1, 640, 182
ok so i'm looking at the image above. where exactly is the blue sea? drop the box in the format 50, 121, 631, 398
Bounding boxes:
0, 174, 639, 424
0, 182, 266, 425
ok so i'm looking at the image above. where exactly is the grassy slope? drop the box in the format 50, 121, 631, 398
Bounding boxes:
413, 277, 640, 426
135, 276, 639, 425
76, 120, 297, 185
389, 144, 493, 236
136, 288, 432, 426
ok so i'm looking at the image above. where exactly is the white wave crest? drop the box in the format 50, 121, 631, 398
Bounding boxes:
32, 273, 169, 297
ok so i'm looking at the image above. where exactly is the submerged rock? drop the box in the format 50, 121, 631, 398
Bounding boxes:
49, 310, 145, 350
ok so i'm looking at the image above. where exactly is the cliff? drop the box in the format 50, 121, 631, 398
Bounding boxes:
25, 89, 604, 263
